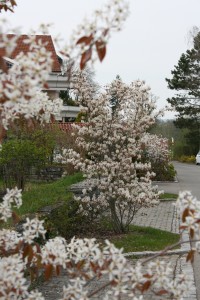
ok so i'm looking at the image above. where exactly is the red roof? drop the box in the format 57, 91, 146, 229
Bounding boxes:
1, 34, 61, 72
49, 122, 87, 132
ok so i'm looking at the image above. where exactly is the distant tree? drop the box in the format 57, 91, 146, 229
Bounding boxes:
59, 90, 76, 106
150, 119, 197, 156
166, 30, 200, 153
108, 75, 122, 114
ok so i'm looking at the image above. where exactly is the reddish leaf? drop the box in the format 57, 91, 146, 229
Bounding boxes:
45, 264, 53, 281
12, 211, 20, 225
103, 28, 109, 36
34, 243, 41, 254
0, 57, 8, 73
50, 114, 55, 123
10, 0, 17, 6
30, 269, 37, 282
56, 265, 61, 276
43, 82, 49, 89
59, 50, 70, 58
76, 34, 93, 46
90, 261, 98, 272
80, 48, 92, 70
23, 244, 31, 259
182, 208, 189, 222
186, 250, 195, 263
28, 246, 34, 263
0, 124, 6, 143
141, 280, 151, 293
179, 225, 187, 230
190, 228, 194, 239
76, 260, 85, 270
36, 255, 43, 269
143, 273, 153, 279
156, 289, 168, 295
95, 41, 106, 62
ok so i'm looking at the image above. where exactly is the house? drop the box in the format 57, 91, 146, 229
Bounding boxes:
1, 34, 80, 122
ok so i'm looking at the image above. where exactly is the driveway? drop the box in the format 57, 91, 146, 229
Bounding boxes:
154, 161, 200, 199
155, 161, 200, 300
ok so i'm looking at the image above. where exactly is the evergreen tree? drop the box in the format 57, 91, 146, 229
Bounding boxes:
166, 31, 200, 152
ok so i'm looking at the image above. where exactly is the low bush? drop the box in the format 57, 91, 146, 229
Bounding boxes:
45, 199, 89, 240
178, 155, 196, 163
152, 162, 176, 181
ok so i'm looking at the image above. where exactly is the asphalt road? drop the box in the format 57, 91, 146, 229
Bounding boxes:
155, 161, 200, 300
155, 161, 200, 199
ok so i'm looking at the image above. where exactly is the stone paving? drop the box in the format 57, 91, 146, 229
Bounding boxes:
37, 188, 197, 299
132, 200, 179, 233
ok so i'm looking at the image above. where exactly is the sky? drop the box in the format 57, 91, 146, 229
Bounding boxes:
2, 0, 200, 119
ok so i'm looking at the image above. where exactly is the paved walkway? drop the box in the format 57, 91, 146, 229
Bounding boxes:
37, 197, 197, 299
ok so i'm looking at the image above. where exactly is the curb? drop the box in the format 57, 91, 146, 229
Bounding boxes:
123, 249, 187, 258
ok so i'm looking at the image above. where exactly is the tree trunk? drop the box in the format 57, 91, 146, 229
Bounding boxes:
109, 199, 126, 233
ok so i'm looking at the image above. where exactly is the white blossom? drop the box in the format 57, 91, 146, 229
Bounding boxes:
23, 217, 46, 244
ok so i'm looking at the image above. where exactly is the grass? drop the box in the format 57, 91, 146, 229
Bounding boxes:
10, 175, 179, 254
159, 193, 178, 200
16, 173, 84, 216
110, 225, 180, 253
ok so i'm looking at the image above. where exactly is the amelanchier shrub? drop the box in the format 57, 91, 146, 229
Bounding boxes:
63, 77, 162, 233
0, 0, 198, 299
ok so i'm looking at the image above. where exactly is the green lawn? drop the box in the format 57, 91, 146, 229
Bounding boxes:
16, 173, 84, 215
159, 193, 178, 200
110, 225, 180, 252
12, 175, 179, 254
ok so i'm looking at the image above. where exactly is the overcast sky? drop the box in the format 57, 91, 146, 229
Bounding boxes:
2, 0, 200, 118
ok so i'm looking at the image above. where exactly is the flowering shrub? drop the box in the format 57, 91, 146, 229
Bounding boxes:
142, 133, 176, 181
63, 77, 162, 233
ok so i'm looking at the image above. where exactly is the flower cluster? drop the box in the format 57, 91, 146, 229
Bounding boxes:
142, 133, 170, 162
22, 217, 46, 244
0, 0, 16, 13
176, 191, 200, 246
61, 0, 130, 69
0, 187, 22, 221
0, 30, 63, 131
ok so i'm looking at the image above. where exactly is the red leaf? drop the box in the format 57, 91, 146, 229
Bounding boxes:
156, 289, 168, 295
28, 246, 34, 263
45, 264, 53, 281
10, 0, 17, 6
50, 114, 55, 123
43, 83, 49, 89
143, 273, 153, 279
23, 244, 31, 259
95, 41, 106, 62
0, 57, 8, 73
56, 265, 61, 276
186, 250, 195, 263
80, 48, 92, 70
76, 34, 93, 46
12, 211, 20, 225
141, 280, 151, 293
190, 228, 194, 239
182, 208, 189, 222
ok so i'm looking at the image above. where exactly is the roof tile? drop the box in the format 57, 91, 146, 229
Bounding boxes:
2, 34, 61, 72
